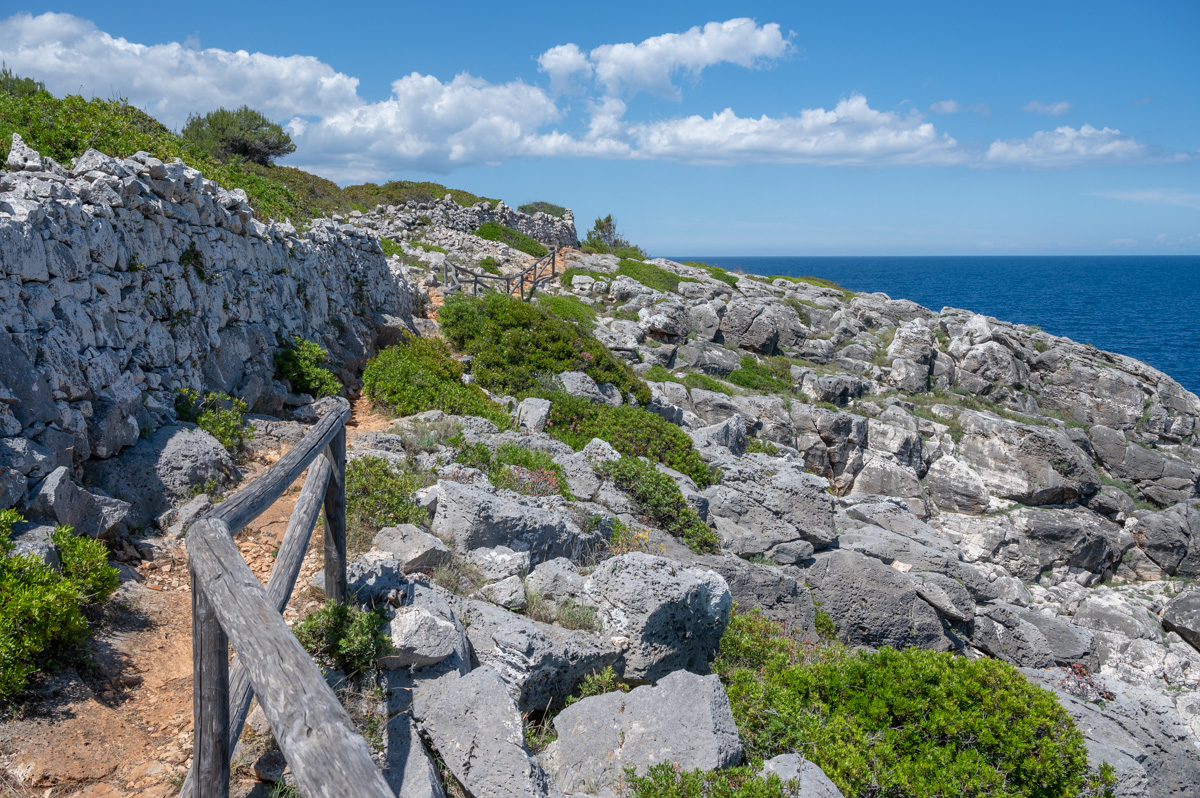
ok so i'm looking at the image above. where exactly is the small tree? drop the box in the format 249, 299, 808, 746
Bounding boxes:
0, 63, 46, 97
583, 214, 646, 259
182, 105, 296, 166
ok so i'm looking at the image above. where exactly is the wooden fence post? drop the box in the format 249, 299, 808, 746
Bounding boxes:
192, 574, 230, 798
323, 428, 347, 604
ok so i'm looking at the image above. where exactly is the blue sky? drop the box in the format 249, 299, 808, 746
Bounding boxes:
1, 1, 1197, 254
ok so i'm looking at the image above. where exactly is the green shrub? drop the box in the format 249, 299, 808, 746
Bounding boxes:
275, 337, 340, 398
362, 338, 511, 428
0, 512, 119, 702
684, 373, 735, 395
182, 105, 295, 166
475, 222, 549, 257
683, 261, 741, 290
536, 294, 596, 327
379, 236, 405, 258
344, 456, 435, 554
414, 241, 447, 254
478, 256, 502, 276
0, 63, 45, 97
615, 259, 698, 294
715, 610, 1105, 798
644, 364, 679, 383
814, 608, 837, 639
174, 389, 253, 452
558, 267, 610, 288
294, 601, 391, 675
599, 457, 718, 553
570, 666, 629, 703
582, 215, 648, 260
343, 180, 500, 210
726, 356, 795, 394
745, 437, 780, 456
518, 201, 567, 218
438, 293, 648, 405
624, 763, 795, 797
453, 441, 574, 500
543, 392, 715, 488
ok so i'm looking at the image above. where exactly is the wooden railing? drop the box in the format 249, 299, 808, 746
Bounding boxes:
180, 397, 393, 798
442, 247, 559, 300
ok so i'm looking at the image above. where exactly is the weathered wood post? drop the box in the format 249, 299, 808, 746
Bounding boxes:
322, 428, 347, 604
192, 576, 230, 798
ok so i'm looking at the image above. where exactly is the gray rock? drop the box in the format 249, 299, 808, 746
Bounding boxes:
582, 553, 731, 682
157, 494, 213, 538
412, 666, 562, 798
544, 670, 741, 793
516, 397, 553, 433
0, 467, 26, 510
923, 455, 990, 514
1072, 589, 1161, 641
970, 603, 1055, 668
759, 755, 845, 798
700, 554, 817, 637
374, 524, 452, 573
7, 521, 60, 569
1161, 589, 1200, 652
380, 606, 462, 669
479, 574, 528, 610
704, 459, 836, 554
0, 330, 59, 428
382, 714, 446, 798
525, 558, 585, 602
1137, 503, 1200, 577
688, 414, 748, 458
351, 431, 408, 456
557, 371, 612, 405
1009, 507, 1125, 582
468, 545, 532, 580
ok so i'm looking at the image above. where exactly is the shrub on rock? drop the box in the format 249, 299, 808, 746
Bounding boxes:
275, 336, 340, 398
599, 457, 718, 553
475, 221, 548, 257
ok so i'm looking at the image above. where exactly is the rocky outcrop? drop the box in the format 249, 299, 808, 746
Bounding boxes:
351, 197, 578, 248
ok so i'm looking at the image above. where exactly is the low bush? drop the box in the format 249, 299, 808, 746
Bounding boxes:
536, 294, 596, 327
475, 222, 549, 258
582, 215, 648, 260
558, 267, 610, 288
599, 457, 719, 553
726, 356, 795, 394
438, 293, 648, 405
518, 201, 567, 218
0, 511, 119, 702
182, 105, 295, 166
294, 601, 391, 675
275, 336, 340, 398
542, 392, 715, 488
623, 764, 795, 797
379, 237, 405, 258
715, 610, 1112, 798
478, 256, 502, 276
175, 389, 253, 452
615, 259, 698, 294
344, 455, 435, 554
362, 338, 510, 428
682, 261, 741, 290
414, 241, 447, 254
569, 665, 628, 703
745, 437, 780, 456
684, 372, 735, 395
454, 441, 573, 499
343, 180, 500, 210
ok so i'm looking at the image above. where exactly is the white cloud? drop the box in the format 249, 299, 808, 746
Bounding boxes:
1105, 238, 1138, 247
566, 18, 792, 99
929, 99, 989, 115
1023, 100, 1072, 116
629, 95, 963, 166
0, 12, 361, 128
985, 124, 1164, 167
1094, 189, 1200, 210
536, 43, 592, 94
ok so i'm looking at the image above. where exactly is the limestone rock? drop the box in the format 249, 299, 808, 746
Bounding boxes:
373, 524, 452, 574
380, 606, 461, 669
759, 755, 846, 798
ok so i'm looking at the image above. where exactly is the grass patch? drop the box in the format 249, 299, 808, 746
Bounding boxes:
438, 292, 649, 404
475, 222, 549, 257
615, 259, 698, 294
682, 261, 741, 290
454, 441, 574, 499
523, 590, 600, 631
294, 601, 391, 676
379, 237, 405, 258
362, 338, 511, 428
477, 256, 502, 276
685, 373, 736, 395
727, 356, 795, 393
174, 389, 253, 453
559, 267, 611, 288
275, 336, 340, 398
518, 201, 567, 217
543, 392, 716, 488
1, 511, 119, 702
535, 294, 597, 327
344, 455, 435, 555
343, 180, 500, 210
397, 418, 462, 455
716, 609, 1111, 798
624, 764, 797, 797
413, 241, 448, 254
599, 457, 719, 553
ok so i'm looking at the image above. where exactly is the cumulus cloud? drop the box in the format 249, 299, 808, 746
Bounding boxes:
542, 18, 792, 100
929, 99, 989, 115
629, 95, 963, 166
984, 124, 1170, 167
0, 12, 361, 128
1094, 189, 1200, 210
1022, 100, 1072, 116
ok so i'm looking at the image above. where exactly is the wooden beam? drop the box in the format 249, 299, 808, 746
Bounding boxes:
322, 430, 347, 604
191, 574, 230, 798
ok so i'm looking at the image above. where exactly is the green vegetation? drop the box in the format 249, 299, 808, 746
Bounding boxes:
599, 457, 719, 553
478, 256, 502, 276
275, 336, 340, 398
294, 601, 391, 676
685, 373, 735, 395
438, 293, 649, 404
745, 437, 780, 456
750, 273, 856, 300
814, 608, 837, 639
683, 261, 741, 290
362, 338, 511, 428
342, 180, 500, 210
569, 666, 628, 703
715, 610, 1112, 798
536, 294, 597, 327
182, 105, 295, 166
582, 214, 648, 260
454, 441, 574, 499
543, 392, 715, 488
1, 511, 120, 702
379, 237, 405, 258
558, 267, 611, 288
624, 764, 796, 797
413, 241, 447, 254
475, 222, 549, 257
174, 389, 253, 452
0, 63, 45, 97
615, 259, 699, 294
727, 356, 795, 393
524, 591, 600, 631
344, 455, 435, 555
518, 201, 567, 217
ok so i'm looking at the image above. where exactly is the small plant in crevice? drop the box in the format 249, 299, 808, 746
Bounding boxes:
180, 240, 207, 281
599, 456, 719, 554
293, 600, 391, 676
275, 336, 341, 398
174, 388, 253, 453
452, 440, 574, 500
344, 455, 434, 556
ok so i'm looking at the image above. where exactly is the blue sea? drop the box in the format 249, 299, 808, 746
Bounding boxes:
663, 256, 1200, 396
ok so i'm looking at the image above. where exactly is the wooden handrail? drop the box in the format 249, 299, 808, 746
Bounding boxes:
441, 247, 558, 300
181, 398, 392, 798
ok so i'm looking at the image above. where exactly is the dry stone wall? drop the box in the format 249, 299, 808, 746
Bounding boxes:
0, 134, 414, 505
351, 197, 578, 248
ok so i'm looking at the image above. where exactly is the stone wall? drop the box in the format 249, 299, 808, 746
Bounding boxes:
352, 197, 579, 248
0, 135, 414, 505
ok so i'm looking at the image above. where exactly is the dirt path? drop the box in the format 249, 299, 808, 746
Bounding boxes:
0, 399, 394, 797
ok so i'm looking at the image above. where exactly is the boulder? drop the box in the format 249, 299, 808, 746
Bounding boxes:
380, 607, 462, 669
381, 714, 446, 798
759, 755, 845, 798
557, 371, 613, 406
703, 459, 836, 556
524, 558, 585, 602
412, 666, 561, 797
479, 575, 528, 610
1137, 503, 1200, 577
923, 455, 990, 514
515, 397, 553, 433
543, 670, 741, 793
373, 524, 452, 574
688, 414, 748, 458
1161, 589, 1200, 653
583, 553, 732, 682
700, 554, 817, 637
